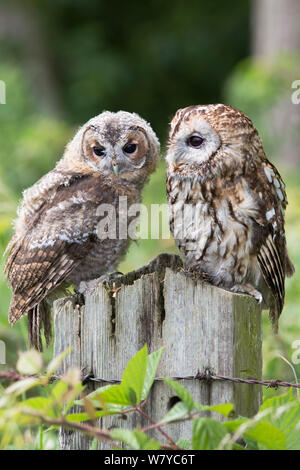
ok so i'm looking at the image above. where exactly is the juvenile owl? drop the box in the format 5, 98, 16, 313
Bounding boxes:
166, 104, 294, 329
5, 111, 160, 349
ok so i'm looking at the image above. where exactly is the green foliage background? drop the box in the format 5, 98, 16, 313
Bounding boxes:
0, 0, 299, 420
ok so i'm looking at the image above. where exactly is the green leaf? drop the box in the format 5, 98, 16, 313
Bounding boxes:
141, 347, 165, 401
111, 429, 160, 450
223, 418, 247, 433
17, 350, 43, 375
97, 384, 133, 406
51, 380, 68, 402
286, 429, 300, 450
21, 397, 54, 416
5, 378, 39, 396
257, 390, 300, 448
224, 417, 286, 450
163, 378, 195, 411
244, 421, 286, 450
243, 436, 259, 450
260, 389, 295, 413
83, 345, 164, 408
76, 384, 114, 406
176, 437, 191, 450
192, 417, 228, 450
65, 410, 120, 422
89, 438, 98, 450
204, 403, 234, 417
97, 345, 148, 406
159, 401, 189, 424
121, 344, 148, 405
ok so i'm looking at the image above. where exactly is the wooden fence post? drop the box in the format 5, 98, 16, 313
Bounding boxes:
53, 253, 262, 449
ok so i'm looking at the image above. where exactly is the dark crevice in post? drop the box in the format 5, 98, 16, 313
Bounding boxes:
108, 291, 116, 336
105, 254, 183, 337
202, 368, 213, 410
78, 307, 81, 341
159, 279, 166, 328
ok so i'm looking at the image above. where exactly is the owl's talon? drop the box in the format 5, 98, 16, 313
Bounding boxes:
97, 271, 124, 285
231, 284, 263, 304
77, 272, 124, 294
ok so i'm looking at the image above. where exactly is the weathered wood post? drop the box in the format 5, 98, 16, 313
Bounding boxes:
54, 254, 262, 450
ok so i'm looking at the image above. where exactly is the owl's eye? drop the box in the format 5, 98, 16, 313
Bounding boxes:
187, 135, 204, 148
123, 143, 137, 154
93, 146, 105, 157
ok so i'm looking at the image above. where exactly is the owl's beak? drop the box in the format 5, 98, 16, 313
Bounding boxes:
112, 161, 119, 175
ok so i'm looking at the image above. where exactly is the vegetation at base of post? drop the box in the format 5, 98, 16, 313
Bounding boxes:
0, 347, 300, 450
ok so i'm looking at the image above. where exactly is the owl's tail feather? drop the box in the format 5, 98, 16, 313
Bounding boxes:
269, 300, 280, 335
286, 253, 295, 278
28, 301, 52, 352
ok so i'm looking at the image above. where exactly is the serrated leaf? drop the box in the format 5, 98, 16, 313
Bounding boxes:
121, 344, 148, 405
65, 410, 120, 422
176, 437, 191, 450
256, 391, 300, 448
204, 403, 234, 417
141, 347, 165, 401
224, 417, 287, 450
96, 345, 148, 406
244, 421, 286, 450
192, 417, 228, 450
111, 429, 160, 450
16, 350, 43, 375
21, 397, 54, 416
286, 429, 300, 450
223, 418, 247, 433
260, 389, 295, 413
76, 384, 114, 406
89, 438, 98, 450
159, 401, 189, 424
243, 436, 259, 450
97, 384, 132, 406
163, 378, 195, 410
51, 380, 68, 402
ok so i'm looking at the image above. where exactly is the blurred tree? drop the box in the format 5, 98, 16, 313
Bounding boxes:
0, 0, 251, 142
252, 0, 300, 167
252, 0, 300, 56
0, 2, 62, 116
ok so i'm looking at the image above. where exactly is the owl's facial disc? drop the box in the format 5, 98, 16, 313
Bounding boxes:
167, 118, 221, 167
84, 128, 148, 175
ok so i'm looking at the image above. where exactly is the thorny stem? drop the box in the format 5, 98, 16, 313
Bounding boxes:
21, 410, 180, 450
135, 403, 180, 449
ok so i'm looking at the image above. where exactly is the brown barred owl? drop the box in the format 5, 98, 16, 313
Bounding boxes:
5, 111, 160, 349
166, 104, 294, 330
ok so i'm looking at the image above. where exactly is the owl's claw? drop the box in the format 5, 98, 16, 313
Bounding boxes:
77, 272, 124, 294
230, 284, 263, 304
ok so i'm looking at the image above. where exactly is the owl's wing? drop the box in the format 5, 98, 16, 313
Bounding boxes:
5, 173, 109, 325
250, 158, 294, 325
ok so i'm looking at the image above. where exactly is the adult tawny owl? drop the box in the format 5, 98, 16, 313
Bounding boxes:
5, 111, 160, 349
166, 104, 294, 329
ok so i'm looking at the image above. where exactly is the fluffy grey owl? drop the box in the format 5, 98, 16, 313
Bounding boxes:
5, 111, 160, 349
166, 104, 294, 330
